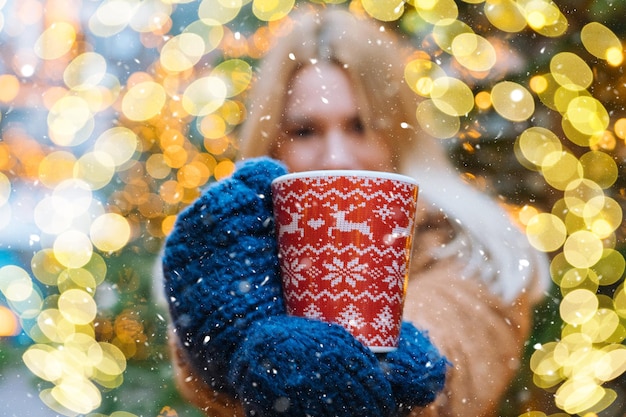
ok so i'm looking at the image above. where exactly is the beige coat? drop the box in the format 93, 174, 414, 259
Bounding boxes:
168, 202, 547, 417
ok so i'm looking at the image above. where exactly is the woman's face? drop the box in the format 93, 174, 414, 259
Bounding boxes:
272, 63, 394, 172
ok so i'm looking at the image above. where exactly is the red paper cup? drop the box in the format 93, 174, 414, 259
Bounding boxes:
271, 170, 419, 352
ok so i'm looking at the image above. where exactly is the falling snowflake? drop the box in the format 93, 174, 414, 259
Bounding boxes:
337, 304, 366, 330
322, 257, 368, 287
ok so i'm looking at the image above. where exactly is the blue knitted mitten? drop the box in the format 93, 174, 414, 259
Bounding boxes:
163, 157, 448, 416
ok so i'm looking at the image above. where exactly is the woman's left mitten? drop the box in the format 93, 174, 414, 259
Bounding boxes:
162, 157, 288, 393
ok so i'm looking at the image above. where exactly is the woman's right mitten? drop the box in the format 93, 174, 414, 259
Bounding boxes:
380, 321, 449, 412
228, 315, 397, 417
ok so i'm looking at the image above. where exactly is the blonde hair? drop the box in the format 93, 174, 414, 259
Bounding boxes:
239, 6, 549, 303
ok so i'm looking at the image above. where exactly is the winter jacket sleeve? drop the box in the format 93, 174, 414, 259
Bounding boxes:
403, 204, 546, 417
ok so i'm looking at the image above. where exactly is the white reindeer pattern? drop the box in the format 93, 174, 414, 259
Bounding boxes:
279, 208, 304, 239
325, 202, 373, 239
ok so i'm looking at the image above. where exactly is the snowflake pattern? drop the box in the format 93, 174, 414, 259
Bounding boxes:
273, 174, 418, 349
283, 257, 310, 288
383, 260, 406, 290
322, 257, 368, 287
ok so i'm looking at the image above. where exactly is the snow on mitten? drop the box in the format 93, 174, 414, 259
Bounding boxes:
229, 316, 396, 416
381, 322, 449, 412
163, 157, 288, 393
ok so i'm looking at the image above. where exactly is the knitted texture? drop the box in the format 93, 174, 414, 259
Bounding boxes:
229, 316, 395, 416
381, 322, 449, 411
162, 157, 448, 416
163, 157, 288, 392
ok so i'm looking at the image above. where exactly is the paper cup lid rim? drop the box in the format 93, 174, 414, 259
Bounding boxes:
271, 170, 418, 185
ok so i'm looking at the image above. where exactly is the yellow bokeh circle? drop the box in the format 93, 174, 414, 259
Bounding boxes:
526, 213, 567, 252
122, 81, 166, 121
58, 289, 98, 325
90, 213, 131, 252
563, 230, 604, 269
53, 230, 93, 268
560, 289, 598, 326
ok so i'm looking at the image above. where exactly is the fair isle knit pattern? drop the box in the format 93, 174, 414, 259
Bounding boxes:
162, 157, 448, 417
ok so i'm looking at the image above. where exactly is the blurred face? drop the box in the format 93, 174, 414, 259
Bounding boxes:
272, 63, 394, 172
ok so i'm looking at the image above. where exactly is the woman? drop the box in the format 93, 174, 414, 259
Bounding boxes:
164, 6, 551, 417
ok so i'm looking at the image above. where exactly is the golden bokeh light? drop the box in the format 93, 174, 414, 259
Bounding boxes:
212, 59, 253, 97
563, 178, 604, 217
430, 76, 475, 116
198, 0, 242, 25
414, 0, 458, 24
581, 22, 623, 63
185, 18, 225, 54
563, 230, 604, 269
1, 0, 625, 415
0, 265, 34, 302
58, 268, 98, 292
550, 52, 593, 91
416, 99, 461, 139
0, 171, 10, 206
592, 249, 625, 287
74, 151, 116, 190
362, 0, 405, 22
541, 151, 583, 191
38, 152, 76, 187
94, 127, 138, 168
579, 151, 618, 189
0, 305, 20, 336
490, 81, 535, 122
88, 0, 135, 37
47, 95, 95, 147
253, 0, 296, 21
525, 212, 567, 253
34, 21, 76, 60
122, 81, 167, 121
404, 58, 446, 97
214, 159, 236, 180
90, 213, 131, 252
145, 153, 172, 179
484, 0, 527, 33
130, 0, 173, 33
37, 308, 77, 343
451, 33, 497, 72
560, 289, 599, 326
0, 74, 20, 102
432, 18, 473, 54
58, 289, 98, 325
182, 76, 227, 116
64, 52, 108, 91
160, 32, 206, 72
566, 96, 610, 137
53, 230, 93, 269
515, 126, 562, 169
